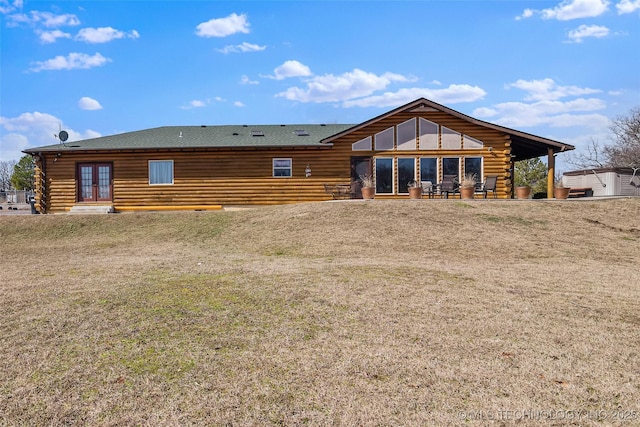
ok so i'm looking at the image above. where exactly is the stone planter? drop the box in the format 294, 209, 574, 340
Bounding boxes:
361, 187, 375, 200
554, 187, 570, 199
515, 186, 531, 199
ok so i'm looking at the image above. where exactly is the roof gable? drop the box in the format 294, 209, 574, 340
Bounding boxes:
321, 98, 575, 159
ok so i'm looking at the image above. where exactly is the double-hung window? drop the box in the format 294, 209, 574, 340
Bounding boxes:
273, 158, 292, 177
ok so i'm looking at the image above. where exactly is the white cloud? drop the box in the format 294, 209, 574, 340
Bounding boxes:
233, 101, 246, 107
505, 78, 601, 101
617, 0, 640, 13
515, 8, 535, 20
342, 85, 487, 108
75, 27, 140, 43
269, 60, 313, 80
10, 10, 81, 27
217, 42, 266, 54
180, 99, 209, 110
37, 29, 71, 43
276, 68, 415, 103
78, 97, 102, 110
518, 0, 610, 21
29, 52, 111, 72
240, 75, 259, 85
474, 78, 609, 130
0, 0, 23, 15
0, 111, 101, 161
196, 13, 250, 38
567, 24, 610, 42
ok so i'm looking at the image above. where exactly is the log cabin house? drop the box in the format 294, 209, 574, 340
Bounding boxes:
24, 98, 574, 213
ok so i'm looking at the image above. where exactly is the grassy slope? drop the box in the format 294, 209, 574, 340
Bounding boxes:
0, 199, 639, 426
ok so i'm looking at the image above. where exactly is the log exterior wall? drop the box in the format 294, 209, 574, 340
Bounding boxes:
33, 109, 516, 213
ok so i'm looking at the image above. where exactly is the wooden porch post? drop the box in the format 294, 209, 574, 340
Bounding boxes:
547, 148, 555, 198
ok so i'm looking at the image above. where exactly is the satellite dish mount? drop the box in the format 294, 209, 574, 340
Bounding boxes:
55, 127, 69, 147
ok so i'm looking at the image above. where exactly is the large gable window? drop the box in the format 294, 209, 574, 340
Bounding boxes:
419, 118, 439, 150
149, 160, 174, 185
463, 135, 483, 149
397, 118, 416, 150
374, 127, 394, 150
352, 136, 372, 151
273, 158, 292, 177
442, 126, 461, 149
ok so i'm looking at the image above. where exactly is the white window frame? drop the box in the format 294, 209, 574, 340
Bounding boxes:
149, 160, 174, 185
464, 156, 483, 181
374, 157, 394, 194
419, 156, 439, 184
272, 158, 292, 177
397, 157, 417, 194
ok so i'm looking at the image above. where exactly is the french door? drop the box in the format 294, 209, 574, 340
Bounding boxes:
78, 163, 113, 202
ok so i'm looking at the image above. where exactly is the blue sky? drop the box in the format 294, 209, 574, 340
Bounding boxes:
1, 0, 639, 171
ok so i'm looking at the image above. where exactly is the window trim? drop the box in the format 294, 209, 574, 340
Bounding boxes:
272, 158, 292, 178
149, 160, 174, 185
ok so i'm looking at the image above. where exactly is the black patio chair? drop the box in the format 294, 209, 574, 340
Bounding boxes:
440, 175, 459, 198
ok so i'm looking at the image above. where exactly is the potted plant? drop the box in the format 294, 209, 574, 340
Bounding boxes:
515, 183, 532, 199
554, 180, 570, 199
407, 180, 422, 199
459, 174, 476, 199
514, 158, 548, 199
359, 174, 375, 199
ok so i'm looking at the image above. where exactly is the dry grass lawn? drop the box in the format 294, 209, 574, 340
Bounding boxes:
1, 198, 639, 426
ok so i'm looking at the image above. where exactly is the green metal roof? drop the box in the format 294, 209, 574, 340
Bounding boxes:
25, 124, 354, 153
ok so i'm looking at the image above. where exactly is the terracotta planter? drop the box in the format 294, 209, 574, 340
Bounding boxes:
554, 187, 570, 199
515, 186, 531, 199
408, 187, 422, 199
361, 187, 375, 200
460, 186, 475, 199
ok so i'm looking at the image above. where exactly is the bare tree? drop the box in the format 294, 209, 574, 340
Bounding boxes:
566, 106, 640, 169
565, 138, 608, 169
605, 106, 640, 167
0, 160, 17, 191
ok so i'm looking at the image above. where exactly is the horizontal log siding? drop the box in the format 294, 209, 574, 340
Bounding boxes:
328, 111, 513, 198
40, 148, 350, 212
37, 110, 516, 212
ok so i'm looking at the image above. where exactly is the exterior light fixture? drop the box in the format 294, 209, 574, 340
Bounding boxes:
305, 165, 312, 177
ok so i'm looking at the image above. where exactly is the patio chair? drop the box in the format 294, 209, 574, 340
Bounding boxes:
440, 175, 459, 198
420, 181, 434, 199
477, 175, 497, 199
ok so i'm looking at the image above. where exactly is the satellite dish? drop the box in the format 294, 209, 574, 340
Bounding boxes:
58, 130, 69, 142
